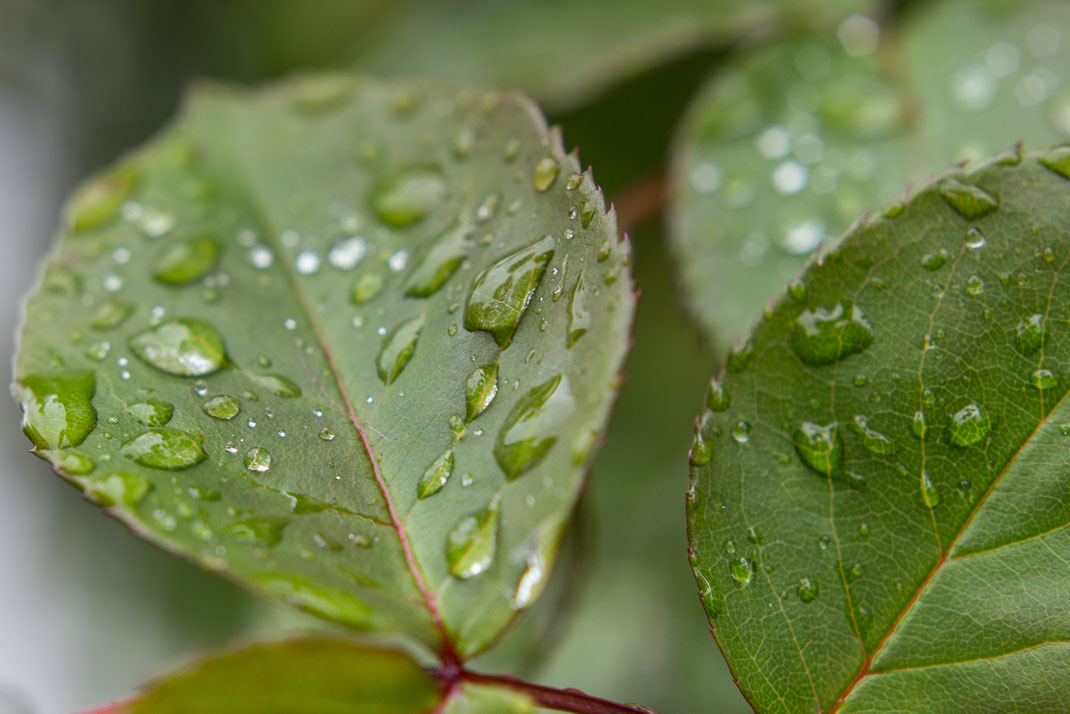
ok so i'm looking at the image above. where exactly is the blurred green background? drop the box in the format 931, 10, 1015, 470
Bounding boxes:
0, 1, 749, 712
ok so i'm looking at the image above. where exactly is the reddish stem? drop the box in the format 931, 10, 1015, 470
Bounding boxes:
614, 168, 668, 234
441, 669, 659, 714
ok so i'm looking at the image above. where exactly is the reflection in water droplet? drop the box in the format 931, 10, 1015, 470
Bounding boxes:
447, 499, 499, 579
129, 319, 227, 377
464, 235, 555, 347
852, 414, 894, 454
731, 421, 751, 444
964, 226, 986, 250
465, 363, 499, 422
318, 427, 335, 441
921, 249, 949, 271
921, 471, 940, 508
405, 222, 473, 297
154, 236, 220, 284
1015, 314, 1047, 355
244, 446, 272, 473
494, 375, 573, 480
377, 315, 424, 385
1031, 369, 1058, 391
949, 402, 991, 447
202, 395, 240, 420
797, 578, 819, 603
793, 422, 842, 476
372, 165, 445, 227
120, 428, 206, 470
791, 301, 875, 366
126, 400, 174, 427
729, 557, 753, 586
417, 449, 454, 499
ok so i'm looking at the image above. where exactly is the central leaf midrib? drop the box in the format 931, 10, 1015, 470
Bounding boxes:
831, 254, 1070, 710
217, 114, 454, 656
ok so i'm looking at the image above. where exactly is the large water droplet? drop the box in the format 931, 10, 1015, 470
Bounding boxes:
53, 452, 96, 475
949, 402, 991, 447
793, 421, 842, 476
70, 165, 138, 231
464, 235, 555, 347
85, 472, 152, 508
729, 557, 753, 586
494, 374, 573, 480
797, 577, 819, 603
126, 400, 174, 427
852, 414, 895, 454
532, 157, 560, 192
405, 222, 474, 297
937, 178, 999, 220
129, 319, 227, 377
921, 248, 949, 271
417, 449, 454, 499
707, 377, 731, 411
202, 394, 240, 420
253, 574, 372, 627
372, 165, 445, 227
90, 299, 135, 331
465, 363, 499, 422
566, 270, 591, 347
1031, 368, 1059, 391
1015, 313, 1047, 355
250, 373, 302, 398
153, 236, 220, 284
1039, 145, 1070, 179
447, 499, 499, 579
351, 273, 384, 304
244, 446, 272, 473
15, 372, 97, 450
791, 301, 875, 366
377, 315, 424, 385
120, 428, 206, 470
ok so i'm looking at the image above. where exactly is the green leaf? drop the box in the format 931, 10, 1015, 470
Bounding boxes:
127, 639, 442, 713
670, 0, 1070, 348
687, 147, 1070, 712
442, 684, 535, 714
351, 0, 874, 110
12, 74, 634, 659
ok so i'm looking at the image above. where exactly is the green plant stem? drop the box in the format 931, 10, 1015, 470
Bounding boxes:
442, 668, 659, 714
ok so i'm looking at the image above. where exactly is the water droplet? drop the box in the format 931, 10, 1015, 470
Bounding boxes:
90, 299, 135, 331
921, 248, 949, 271
126, 400, 174, 426
731, 421, 752, 443
202, 395, 240, 420
966, 274, 984, 295
938, 177, 999, 220
1031, 368, 1058, 390
494, 374, 573, 480
15, 372, 97, 450
250, 373, 302, 398
53, 451, 95, 475
405, 222, 473, 297
225, 516, 286, 546
911, 410, 929, 440
129, 319, 227, 377
464, 235, 555, 347
852, 414, 895, 454
725, 342, 754, 374
1015, 313, 1047, 355
318, 427, 335, 441
532, 157, 559, 192
327, 237, 366, 271
244, 446, 272, 473
729, 557, 753, 586
70, 166, 138, 231
85, 472, 151, 507
964, 226, 986, 250
377, 315, 424, 385
465, 363, 499, 422
949, 402, 991, 447
417, 449, 454, 499
921, 471, 940, 508
707, 377, 731, 411
372, 165, 445, 227
154, 236, 220, 284
797, 578, 819, 603
787, 279, 808, 301
351, 273, 384, 304
791, 301, 875, 365
566, 270, 591, 347
793, 421, 842, 476
690, 414, 714, 466
447, 499, 499, 579
295, 249, 320, 275
1039, 145, 1070, 179
120, 428, 206, 470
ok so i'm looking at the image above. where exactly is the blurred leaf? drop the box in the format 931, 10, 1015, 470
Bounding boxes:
670, 0, 1070, 349
12, 74, 634, 660
687, 146, 1070, 711
128, 639, 441, 713
442, 683, 535, 714
351, 0, 876, 110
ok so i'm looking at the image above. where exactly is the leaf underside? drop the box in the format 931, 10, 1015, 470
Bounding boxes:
12, 74, 634, 660
687, 146, 1070, 712
670, 0, 1070, 350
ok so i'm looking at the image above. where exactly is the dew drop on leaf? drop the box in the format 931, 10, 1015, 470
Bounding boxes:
244, 446, 272, 473
120, 428, 207, 470
90, 299, 135, 331
797, 578, 819, 603
1015, 313, 1047, 355
566, 270, 591, 348
85, 472, 151, 507
447, 499, 499, 579
494, 374, 572, 480
153, 236, 220, 284
202, 395, 240, 420
937, 177, 999, 219
532, 157, 559, 192
793, 421, 842, 476
729, 557, 753, 586
707, 377, 731, 412
921, 470, 940, 508
791, 301, 875, 366
405, 222, 474, 297
126, 400, 174, 426
372, 165, 445, 227
465, 363, 499, 422
417, 449, 454, 500
15, 372, 97, 450
852, 414, 895, 454
464, 235, 555, 347
376, 315, 424, 385
129, 318, 227, 377
949, 402, 991, 447
1030, 368, 1058, 391
351, 273, 384, 304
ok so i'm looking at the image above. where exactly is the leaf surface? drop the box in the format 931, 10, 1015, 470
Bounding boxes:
670, 0, 1070, 347
127, 639, 440, 713
687, 146, 1070, 712
12, 74, 634, 659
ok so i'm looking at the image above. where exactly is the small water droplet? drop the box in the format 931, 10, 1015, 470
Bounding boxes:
376, 315, 424, 385
154, 236, 220, 284
1030, 368, 1059, 390
15, 372, 97, 451
244, 446, 272, 473
731, 420, 752, 444
1015, 313, 1047, 355
949, 402, 991, 447
921, 470, 940, 508
796, 578, 819, 603
90, 299, 135, 331
202, 395, 240, 420
566, 270, 591, 347
912, 410, 928, 440
446, 499, 499, 579
794, 421, 842, 476
852, 414, 895, 454
85, 472, 151, 507
707, 377, 731, 411
417, 449, 454, 499
126, 400, 174, 426
372, 165, 445, 227
729, 557, 753, 586
465, 363, 499, 422
966, 274, 984, 295
1038, 145, 1070, 179
532, 157, 559, 192
921, 248, 949, 271
964, 226, 986, 250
